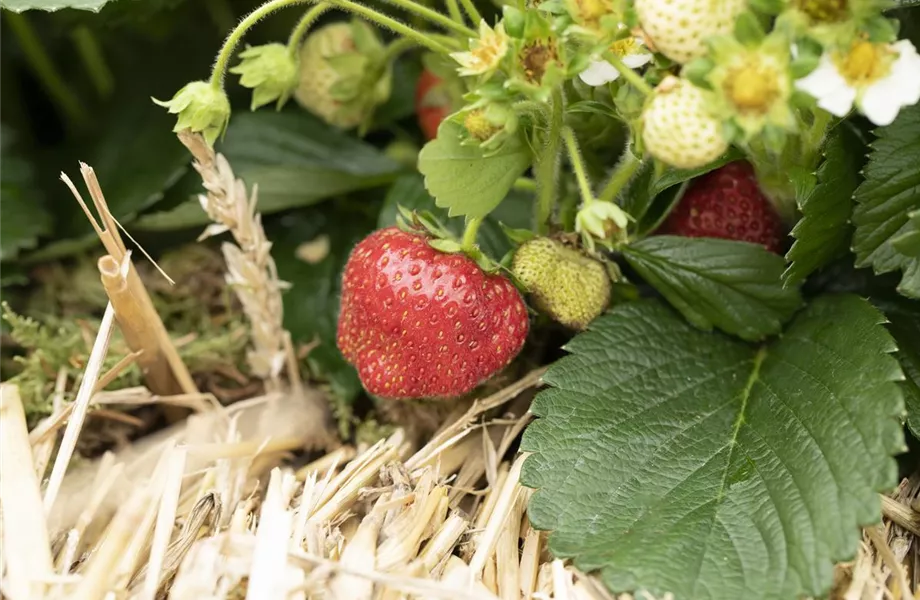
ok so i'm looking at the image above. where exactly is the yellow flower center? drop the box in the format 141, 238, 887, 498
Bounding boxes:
463, 110, 499, 141
576, 0, 612, 23
610, 37, 638, 57
836, 41, 892, 85
724, 61, 780, 114
795, 0, 848, 23
471, 40, 505, 70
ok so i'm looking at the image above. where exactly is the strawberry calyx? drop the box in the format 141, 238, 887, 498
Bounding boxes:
393, 205, 502, 275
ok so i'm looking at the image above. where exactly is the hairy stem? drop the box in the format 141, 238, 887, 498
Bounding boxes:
513, 177, 536, 192
445, 0, 464, 25
563, 127, 595, 205
380, 35, 423, 63
603, 52, 653, 96
211, 0, 459, 89
210, 0, 307, 89
333, 0, 454, 54
534, 88, 565, 234
378, 0, 475, 36
287, 3, 331, 56
457, 0, 482, 26
597, 149, 641, 204
71, 26, 114, 99
7, 12, 89, 131
461, 217, 482, 250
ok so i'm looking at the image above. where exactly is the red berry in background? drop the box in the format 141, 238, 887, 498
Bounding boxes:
337, 227, 530, 399
658, 161, 785, 253
415, 69, 451, 141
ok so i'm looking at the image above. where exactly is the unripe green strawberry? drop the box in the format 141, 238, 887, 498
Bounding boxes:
512, 238, 611, 330
641, 75, 729, 169
635, 0, 746, 64
294, 21, 390, 129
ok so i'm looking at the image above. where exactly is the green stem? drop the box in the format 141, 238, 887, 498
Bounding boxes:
513, 177, 536, 192
380, 35, 422, 63
461, 217, 482, 250
445, 0, 464, 25
802, 107, 833, 162
563, 127, 595, 205
71, 26, 114, 99
598, 149, 641, 204
534, 88, 565, 234
379, 0, 476, 37
6, 12, 89, 131
288, 3, 331, 56
211, 0, 459, 89
603, 52, 653, 96
457, 0, 482, 25
427, 33, 463, 49
332, 0, 453, 54
210, 0, 307, 89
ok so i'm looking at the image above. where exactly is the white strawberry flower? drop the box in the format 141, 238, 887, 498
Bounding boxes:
795, 39, 920, 126
579, 37, 654, 86
450, 20, 510, 78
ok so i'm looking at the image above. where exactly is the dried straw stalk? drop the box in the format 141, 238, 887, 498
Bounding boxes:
176, 130, 299, 394
61, 164, 198, 399
0, 384, 54, 599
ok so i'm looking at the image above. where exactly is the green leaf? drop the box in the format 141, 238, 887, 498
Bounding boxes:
621, 236, 802, 341
521, 295, 905, 600
134, 109, 405, 231
378, 174, 533, 259
882, 299, 920, 438
853, 103, 920, 299
270, 203, 378, 403
26, 102, 191, 261
784, 126, 864, 285
0, 0, 112, 11
0, 126, 49, 261
891, 209, 920, 257
417, 121, 532, 220
621, 149, 744, 234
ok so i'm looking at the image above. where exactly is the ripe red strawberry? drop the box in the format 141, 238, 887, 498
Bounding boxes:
337, 227, 529, 399
658, 161, 785, 253
415, 69, 451, 141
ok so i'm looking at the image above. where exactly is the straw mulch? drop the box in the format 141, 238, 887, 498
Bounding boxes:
2, 131, 918, 600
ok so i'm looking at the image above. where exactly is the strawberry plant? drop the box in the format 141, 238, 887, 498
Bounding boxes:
3, 0, 920, 597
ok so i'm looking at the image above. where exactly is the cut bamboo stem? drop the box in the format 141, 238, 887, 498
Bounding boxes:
0, 384, 55, 600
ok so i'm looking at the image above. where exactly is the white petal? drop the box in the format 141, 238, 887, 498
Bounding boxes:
860, 80, 902, 125
795, 57, 856, 117
858, 40, 920, 125
818, 85, 857, 117
622, 52, 653, 69
890, 40, 920, 105
579, 60, 620, 86
794, 56, 844, 96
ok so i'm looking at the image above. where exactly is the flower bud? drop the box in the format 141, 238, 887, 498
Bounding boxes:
153, 81, 231, 146
230, 43, 299, 110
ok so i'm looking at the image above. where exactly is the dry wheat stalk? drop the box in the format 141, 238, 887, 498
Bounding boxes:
176, 130, 297, 393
